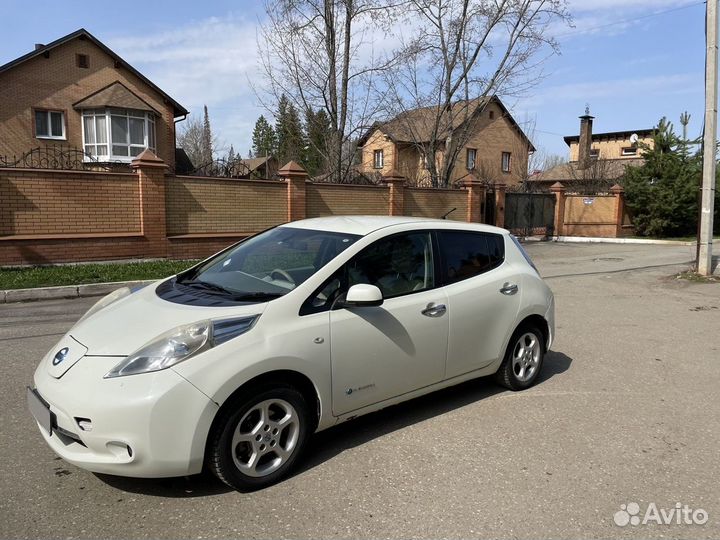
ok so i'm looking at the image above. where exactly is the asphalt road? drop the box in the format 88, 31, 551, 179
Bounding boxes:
1, 242, 719, 539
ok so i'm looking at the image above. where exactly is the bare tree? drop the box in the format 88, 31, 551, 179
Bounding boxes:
257, 0, 400, 183
383, 0, 570, 187
177, 108, 220, 172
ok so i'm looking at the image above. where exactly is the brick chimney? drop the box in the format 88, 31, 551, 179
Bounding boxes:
577, 108, 594, 168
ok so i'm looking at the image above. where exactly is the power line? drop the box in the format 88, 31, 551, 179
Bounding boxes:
556, 1, 706, 39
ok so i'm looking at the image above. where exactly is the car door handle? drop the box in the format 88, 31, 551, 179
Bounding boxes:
499, 282, 519, 295
421, 303, 447, 317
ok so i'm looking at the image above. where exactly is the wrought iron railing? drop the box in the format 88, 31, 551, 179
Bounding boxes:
0, 146, 125, 171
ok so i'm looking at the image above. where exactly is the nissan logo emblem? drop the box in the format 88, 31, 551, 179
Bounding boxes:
52, 347, 69, 366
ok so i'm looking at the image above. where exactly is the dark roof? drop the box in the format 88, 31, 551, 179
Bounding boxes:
359, 96, 535, 152
563, 128, 655, 146
239, 156, 277, 173
529, 158, 645, 183
175, 148, 194, 175
73, 81, 159, 113
0, 28, 189, 117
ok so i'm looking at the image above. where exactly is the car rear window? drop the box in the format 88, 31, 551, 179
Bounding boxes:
438, 231, 505, 284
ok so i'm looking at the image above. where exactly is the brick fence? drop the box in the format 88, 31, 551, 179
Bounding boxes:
0, 153, 488, 266
0, 152, 628, 266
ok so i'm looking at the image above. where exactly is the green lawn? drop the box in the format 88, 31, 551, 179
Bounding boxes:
0, 259, 200, 290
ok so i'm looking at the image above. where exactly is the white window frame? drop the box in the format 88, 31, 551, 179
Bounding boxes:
34, 109, 66, 140
501, 151, 511, 173
81, 108, 156, 162
466, 148, 477, 170
373, 149, 384, 169
621, 147, 637, 156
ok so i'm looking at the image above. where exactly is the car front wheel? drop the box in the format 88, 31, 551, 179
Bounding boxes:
207, 384, 311, 491
495, 325, 545, 390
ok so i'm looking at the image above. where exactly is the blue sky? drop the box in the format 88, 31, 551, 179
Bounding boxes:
0, 0, 710, 162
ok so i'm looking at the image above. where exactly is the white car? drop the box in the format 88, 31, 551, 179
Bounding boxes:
28, 216, 554, 491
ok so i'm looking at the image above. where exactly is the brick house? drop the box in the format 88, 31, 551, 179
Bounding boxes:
529, 113, 654, 189
357, 96, 535, 186
0, 28, 188, 169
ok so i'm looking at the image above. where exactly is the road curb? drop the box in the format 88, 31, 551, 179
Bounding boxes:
553, 236, 699, 245
1, 280, 155, 304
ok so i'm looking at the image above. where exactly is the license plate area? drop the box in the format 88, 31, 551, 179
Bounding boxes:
27, 387, 52, 435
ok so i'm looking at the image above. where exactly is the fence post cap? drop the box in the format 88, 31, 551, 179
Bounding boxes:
382, 168, 405, 182
493, 179, 507, 190
131, 149, 166, 169
463, 173, 484, 187
610, 183, 625, 194
278, 160, 308, 178
550, 181, 566, 192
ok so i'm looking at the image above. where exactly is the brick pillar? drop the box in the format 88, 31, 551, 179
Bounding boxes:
464, 175, 485, 223
131, 149, 168, 258
279, 161, 308, 222
550, 181, 566, 237
494, 180, 506, 228
610, 183, 625, 238
383, 169, 405, 216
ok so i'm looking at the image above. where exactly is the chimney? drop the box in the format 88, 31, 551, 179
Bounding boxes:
577, 106, 594, 168
34, 43, 44, 50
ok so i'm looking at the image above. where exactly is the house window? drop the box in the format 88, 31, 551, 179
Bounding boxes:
501, 151, 511, 173
589, 148, 600, 158
466, 148, 477, 170
34, 110, 65, 140
373, 149, 384, 169
489, 110, 495, 120
82, 108, 156, 162
76, 54, 89, 69
621, 147, 637, 156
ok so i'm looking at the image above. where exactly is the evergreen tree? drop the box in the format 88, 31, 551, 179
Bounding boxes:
622, 117, 720, 237
251, 115, 277, 158
305, 109, 331, 176
201, 105, 213, 164
275, 95, 306, 166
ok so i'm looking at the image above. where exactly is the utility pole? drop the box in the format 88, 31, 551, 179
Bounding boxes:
699, 0, 718, 275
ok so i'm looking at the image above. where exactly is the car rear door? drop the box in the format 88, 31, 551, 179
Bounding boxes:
438, 231, 522, 378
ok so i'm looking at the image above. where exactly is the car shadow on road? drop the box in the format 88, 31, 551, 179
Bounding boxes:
299, 350, 573, 476
94, 351, 572, 497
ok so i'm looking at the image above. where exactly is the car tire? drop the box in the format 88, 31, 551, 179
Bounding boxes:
207, 383, 312, 491
495, 325, 545, 391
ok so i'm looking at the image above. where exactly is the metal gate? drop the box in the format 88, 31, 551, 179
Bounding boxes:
504, 193, 555, 237
484, 191, 495, 225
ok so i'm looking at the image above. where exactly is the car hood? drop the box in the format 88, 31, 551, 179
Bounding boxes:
70, 281, 268, 356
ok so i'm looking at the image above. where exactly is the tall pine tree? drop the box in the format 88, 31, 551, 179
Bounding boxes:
201, 105, 213, 164
251, 115, 277, 159
275, 95, 306, 166
305, 109, 331, 176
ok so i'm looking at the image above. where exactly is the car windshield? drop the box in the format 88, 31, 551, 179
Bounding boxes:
176, 227, 361, 300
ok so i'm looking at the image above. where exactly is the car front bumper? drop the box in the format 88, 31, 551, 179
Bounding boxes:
31, 355, 218, 478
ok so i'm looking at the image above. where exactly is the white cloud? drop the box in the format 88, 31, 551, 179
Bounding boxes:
108, 15, 264, 156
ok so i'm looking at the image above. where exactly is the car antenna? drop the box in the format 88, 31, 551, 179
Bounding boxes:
441, 208, 457, 220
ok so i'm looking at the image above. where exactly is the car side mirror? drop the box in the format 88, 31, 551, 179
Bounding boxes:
344, 284, 383, 307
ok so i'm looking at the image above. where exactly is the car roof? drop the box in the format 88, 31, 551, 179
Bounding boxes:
281, 215, 508, 236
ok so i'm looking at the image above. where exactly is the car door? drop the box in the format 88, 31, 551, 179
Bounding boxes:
438, 230, 522, 379
328, 231, 449, 416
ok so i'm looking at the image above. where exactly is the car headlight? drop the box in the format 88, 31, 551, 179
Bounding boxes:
76, 286, 132, 325
104, 316, 258, 378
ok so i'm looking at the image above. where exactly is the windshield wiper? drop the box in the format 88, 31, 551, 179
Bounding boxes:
179, 279, 237, 296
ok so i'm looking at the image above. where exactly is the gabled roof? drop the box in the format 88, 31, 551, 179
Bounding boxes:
0, 28, 189, 117
529, 158, 644, 183
359, 96, 535, 152
239, 156, 277, 173
73, 81, 159, 113
563, 128, 654, 146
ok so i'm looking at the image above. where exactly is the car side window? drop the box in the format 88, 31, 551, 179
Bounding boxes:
347, 232, 435, 298
439, 231, 505, 284
300, 231, 435, 315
